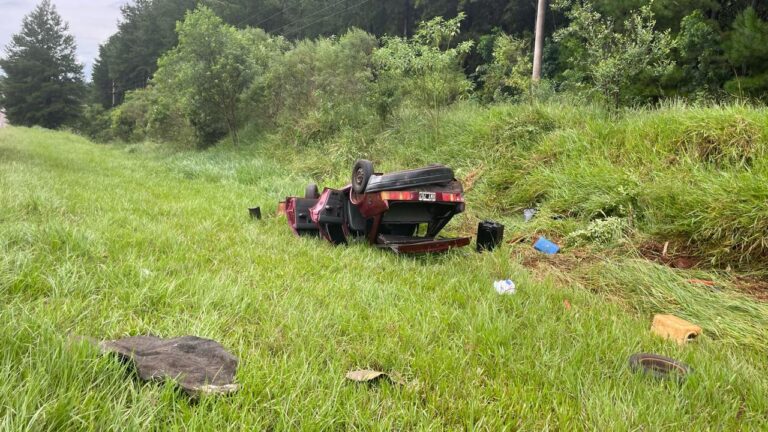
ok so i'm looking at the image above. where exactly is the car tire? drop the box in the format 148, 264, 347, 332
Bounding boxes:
628, 353, 691, 381
305, 183, 320, 199
351, 159, 374, 194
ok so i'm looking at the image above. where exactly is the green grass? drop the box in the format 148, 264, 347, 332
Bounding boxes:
1, 113, 767, 430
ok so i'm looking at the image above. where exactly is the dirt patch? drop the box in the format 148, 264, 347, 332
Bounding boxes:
518, 244, 599, 282
637, 240, 700, 269
732, 277, 768, 302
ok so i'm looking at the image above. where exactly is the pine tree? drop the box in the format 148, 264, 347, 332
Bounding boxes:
0, 0, 85, 128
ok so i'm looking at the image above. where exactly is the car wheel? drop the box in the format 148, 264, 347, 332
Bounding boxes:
351, 159, 373, 194
305, 183, 320, 199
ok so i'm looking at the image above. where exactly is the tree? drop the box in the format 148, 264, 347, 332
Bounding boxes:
153, 7, 274, 146
475, 33, 532, 103
669, 10, 727, 98
0, 0, 85, 128
373, 13, 473, 113
553, 1, 674, 108
723, 7, 768, 99
263, 29, 376, 141
91, 0, 198, 108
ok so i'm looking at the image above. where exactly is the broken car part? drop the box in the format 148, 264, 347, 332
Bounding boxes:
628, 353, 692, 381
477, 220, 504, 252
100, 335, 239, 397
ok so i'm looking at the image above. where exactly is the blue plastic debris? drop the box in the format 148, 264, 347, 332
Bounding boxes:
533, 237, 560, 255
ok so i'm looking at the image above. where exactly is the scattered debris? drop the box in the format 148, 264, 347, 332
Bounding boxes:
277, 201, 287, 216
493, 279, 517, 295
506, 234, 528, 245
629, 353, 691, 381
249, 207, 262, 220
533, 236, 560, 255
476, 220, 504, 252
345, 369, 403, 385
563, 299, 572, 310
686, 279, 716, 287
100, 335, 239, 397
651, 314, 702, 345
523, 208, 537, 222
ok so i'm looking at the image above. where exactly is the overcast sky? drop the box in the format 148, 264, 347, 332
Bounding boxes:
0, 0, 125, 79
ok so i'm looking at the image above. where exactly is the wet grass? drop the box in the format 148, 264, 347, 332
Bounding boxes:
1, 124, 767, 430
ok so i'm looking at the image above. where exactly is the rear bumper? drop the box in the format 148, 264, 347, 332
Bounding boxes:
376, 236, 471, 254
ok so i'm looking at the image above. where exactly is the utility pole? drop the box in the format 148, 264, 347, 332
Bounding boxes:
532, 0, 547, 81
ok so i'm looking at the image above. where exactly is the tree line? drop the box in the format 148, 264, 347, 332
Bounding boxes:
1, 0, 767, 137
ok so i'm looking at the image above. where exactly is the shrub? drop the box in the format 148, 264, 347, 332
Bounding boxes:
372, 14, 473, 114
264, 29, 378, 143
475, 33, 532, 103
109, 89, 153, 142
553, 0, 674, 108
153, 7, 276, 146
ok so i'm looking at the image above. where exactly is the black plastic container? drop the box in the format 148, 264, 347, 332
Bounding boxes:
476, 220, 504, 252
249, 207, 262, 220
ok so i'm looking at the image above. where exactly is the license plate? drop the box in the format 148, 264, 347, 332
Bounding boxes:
419, 192, 436, 202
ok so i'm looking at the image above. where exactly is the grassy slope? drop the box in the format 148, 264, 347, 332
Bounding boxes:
0, 118, 766, 430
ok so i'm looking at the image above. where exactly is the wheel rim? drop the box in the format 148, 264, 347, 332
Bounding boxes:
354, 167, 365, 186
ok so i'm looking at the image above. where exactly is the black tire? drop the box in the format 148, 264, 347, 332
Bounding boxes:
351, 159, 374, 194
363, 165, 454, 193
305, 183, 320, 199
628, 353, 691, 381
322, 224, 348, 245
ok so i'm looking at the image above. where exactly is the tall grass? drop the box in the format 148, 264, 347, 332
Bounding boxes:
239, 101, 768, 267
2, 105, 767, 429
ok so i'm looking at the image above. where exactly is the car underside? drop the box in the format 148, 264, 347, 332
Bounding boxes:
282, 160, 471, 254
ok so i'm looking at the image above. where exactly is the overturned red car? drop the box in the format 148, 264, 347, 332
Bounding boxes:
282, 160, 471, 253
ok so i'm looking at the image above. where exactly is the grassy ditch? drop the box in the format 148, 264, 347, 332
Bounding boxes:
1, 118, 767, 429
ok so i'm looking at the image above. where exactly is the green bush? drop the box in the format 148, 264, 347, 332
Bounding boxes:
372, 14, 473, 114
475, 33, 532, 103
74, 104, 112, 142
264, 29, 378, 143
153, 7, 278, 146
109, 89, 153, 142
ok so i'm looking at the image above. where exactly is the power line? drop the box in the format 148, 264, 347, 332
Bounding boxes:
277, 0, 374, 38
237, 0, 347, 30
236, 3, 285, 28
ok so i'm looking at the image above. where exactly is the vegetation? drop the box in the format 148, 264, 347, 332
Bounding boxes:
86, 0, 768, 112
1, 0, 767, 429
553, 1, 674, 107
1, 117, 767, 429
0, 0, 85, 128
153, 8, 273, 145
